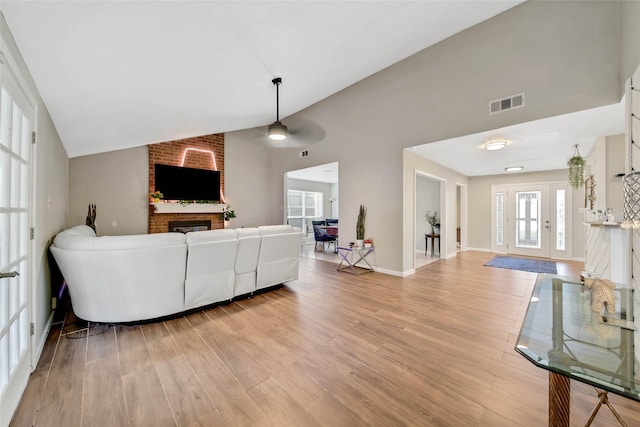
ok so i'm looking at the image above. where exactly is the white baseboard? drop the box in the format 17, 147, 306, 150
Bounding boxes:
466, 247, 493, 253
374, 267, 413, 277
33, 310, 55, 369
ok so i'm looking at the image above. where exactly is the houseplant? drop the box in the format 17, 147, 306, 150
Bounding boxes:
149, 191, 163, 203
223, 204, 236, 222
425, 210, 439, 235
567, 144, 586, 189
356, 204, 366, 247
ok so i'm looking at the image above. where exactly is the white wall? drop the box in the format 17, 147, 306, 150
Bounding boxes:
69, 146, 148, 235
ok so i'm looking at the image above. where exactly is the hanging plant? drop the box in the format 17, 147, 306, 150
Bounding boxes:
567, 144, 586, 189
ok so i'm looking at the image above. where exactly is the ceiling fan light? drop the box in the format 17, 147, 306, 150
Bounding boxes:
484, 140, 508, 151
268, 121, 288, 140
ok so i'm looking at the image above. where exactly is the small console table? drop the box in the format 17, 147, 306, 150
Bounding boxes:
516, 274, 637, 426
336, 246, 375, 275
424, 234, 440, 256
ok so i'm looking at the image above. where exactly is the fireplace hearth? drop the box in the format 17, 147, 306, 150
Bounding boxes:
168, 220, 212, 233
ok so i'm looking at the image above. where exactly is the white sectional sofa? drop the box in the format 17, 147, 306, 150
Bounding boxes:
50, 224, 303, 323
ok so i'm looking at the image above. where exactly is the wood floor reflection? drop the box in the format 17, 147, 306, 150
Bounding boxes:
11, 251, 640, 426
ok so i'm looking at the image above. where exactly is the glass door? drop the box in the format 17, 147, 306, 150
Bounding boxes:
0, 61, 34, 426
493, 182, 571, 259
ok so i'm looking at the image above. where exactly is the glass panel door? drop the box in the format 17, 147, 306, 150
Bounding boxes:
507, 185, 550, 258
0, 61, 34, 426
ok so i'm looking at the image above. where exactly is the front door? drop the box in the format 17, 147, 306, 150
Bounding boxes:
492, 182, 571, 259
508, 185, 550, 257
0, 60, 35, 426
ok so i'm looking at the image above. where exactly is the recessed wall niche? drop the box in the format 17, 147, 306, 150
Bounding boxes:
148, 134, 225, 233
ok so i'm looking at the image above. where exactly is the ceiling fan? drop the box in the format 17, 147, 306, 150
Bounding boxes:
263, 77, 326, 148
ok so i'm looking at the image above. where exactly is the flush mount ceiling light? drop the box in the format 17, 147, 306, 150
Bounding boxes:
505, 166, 524, 172
268, 77, 288, 141
484, 140, 508, 151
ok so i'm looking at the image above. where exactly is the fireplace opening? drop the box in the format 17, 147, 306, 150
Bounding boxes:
168, 220, 212, 233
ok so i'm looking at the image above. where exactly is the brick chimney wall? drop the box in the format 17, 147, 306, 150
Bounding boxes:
148, 134, 225, 234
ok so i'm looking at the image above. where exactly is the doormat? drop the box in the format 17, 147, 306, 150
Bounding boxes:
484, 256, 557, 274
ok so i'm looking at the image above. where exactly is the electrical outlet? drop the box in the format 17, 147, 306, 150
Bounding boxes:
111, 221, 117, 227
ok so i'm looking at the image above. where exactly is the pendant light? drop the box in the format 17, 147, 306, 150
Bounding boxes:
268, 77, 288, 141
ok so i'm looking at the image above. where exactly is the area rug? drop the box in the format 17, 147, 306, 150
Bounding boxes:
484, 256, 557, 274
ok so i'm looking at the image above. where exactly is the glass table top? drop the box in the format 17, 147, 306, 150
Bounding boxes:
515, 274, 640, 401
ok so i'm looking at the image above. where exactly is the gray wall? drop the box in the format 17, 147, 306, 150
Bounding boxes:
69, 146, 148, 235
229, 1, 630, 274
63, 1, 640, 275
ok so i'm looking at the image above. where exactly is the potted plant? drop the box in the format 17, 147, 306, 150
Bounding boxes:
149, 191, 163, 203
425, 210, 439, 235
567, 144, 586, 189
356, 204, 366, 248
223, 204, 236, 222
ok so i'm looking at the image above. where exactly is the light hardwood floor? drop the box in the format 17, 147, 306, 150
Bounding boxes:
11, 251, 640, 426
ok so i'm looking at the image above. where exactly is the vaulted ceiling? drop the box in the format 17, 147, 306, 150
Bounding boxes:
1, 1, 524, 158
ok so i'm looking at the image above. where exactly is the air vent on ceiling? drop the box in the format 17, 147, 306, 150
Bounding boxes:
489, 93, 525, 114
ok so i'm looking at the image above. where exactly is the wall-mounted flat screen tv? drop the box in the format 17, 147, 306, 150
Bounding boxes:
154, 164, 221, 201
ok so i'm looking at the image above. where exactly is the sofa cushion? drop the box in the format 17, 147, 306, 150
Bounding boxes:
236, 227, 259, 238
257, 225, 294, 235
54, 230, 185, 250
186, 229, 237, 244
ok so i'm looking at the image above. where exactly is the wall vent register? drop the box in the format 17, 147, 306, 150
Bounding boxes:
489, 92, 525, 114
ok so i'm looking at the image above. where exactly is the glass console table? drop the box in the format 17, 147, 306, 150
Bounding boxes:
515, 274, 638, 427
336, 246, 374, 275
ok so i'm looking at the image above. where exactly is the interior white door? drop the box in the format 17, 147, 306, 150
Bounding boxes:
0, 61, 34, 427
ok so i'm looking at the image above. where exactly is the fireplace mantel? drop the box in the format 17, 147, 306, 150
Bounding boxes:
151, 202, 225, 214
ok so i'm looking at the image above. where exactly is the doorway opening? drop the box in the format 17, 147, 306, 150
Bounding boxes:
415, 171, 445, 269
285, 162, 339, 263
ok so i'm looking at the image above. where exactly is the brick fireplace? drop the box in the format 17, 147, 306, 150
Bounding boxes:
148, 134, 225, 234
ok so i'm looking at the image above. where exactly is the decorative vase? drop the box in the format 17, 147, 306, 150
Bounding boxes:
356, 239, 364, 248
154, 198, 160, 203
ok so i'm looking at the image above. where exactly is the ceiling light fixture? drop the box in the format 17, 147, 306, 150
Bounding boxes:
484, 140, 508, 151
268, 77, 288, 141
505, 166, 524, 172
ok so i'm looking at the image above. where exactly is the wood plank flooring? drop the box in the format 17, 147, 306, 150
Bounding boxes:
11, 251, 640, 426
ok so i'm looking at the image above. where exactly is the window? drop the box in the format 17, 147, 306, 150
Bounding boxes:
555, 189, 566, 251
515, 191, 541, 248
495, 192, 504, 246
287, 190, 323, 231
